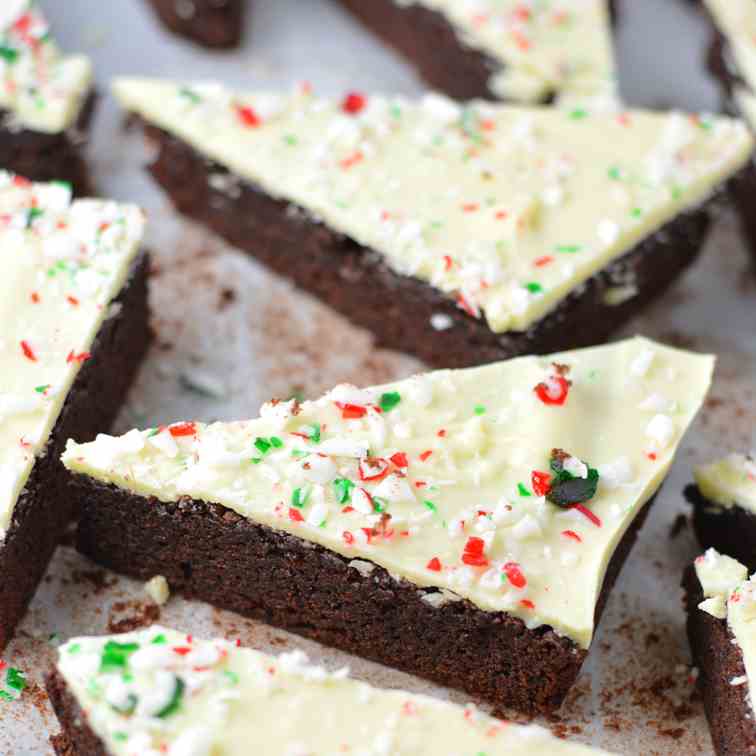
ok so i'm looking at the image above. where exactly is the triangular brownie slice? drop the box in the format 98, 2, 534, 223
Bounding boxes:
144, 0, 245, 48
47, 625, 614, 754
0, 1, 95, 193
63, 337, 713, 714
113, 79, 752, 368
336, 0, 618, 106
0, 172, 151, 649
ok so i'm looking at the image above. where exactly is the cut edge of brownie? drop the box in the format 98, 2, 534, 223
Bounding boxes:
145, 0, 244, 49
686, 483, 756, 572
47, 668, 107, 756
683, 563, 756, 755
334, 0, 618, 103
72, 474, 657, 716
0, 252, 151, 651
134, 119, 739, 369
0, 91, 97, 197
702, 14, 756, 266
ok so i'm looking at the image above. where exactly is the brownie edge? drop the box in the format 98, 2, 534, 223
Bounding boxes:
145, 0, 244, 48
0, 253, 151, 651
47, 669, 108, 756
683, 565, 756, 755
687, 484, 756, 572
138, 121, 730, 370
702, 18, 756, 267
74, 475, 656, 716
0, 92, 97, 197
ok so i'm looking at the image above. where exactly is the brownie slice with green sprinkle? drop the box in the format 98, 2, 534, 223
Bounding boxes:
63, 337, 711, 715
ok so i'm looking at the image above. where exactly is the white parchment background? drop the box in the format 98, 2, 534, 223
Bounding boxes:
0, 1, 754, 753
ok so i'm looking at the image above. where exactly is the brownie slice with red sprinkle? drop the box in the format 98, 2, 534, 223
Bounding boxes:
47, 625, 615, 754
63, 337, 712, 715
112, 79, 753, 369
0, 172, 151, 650
0, 1, 96, 194
334, 0, 620, 106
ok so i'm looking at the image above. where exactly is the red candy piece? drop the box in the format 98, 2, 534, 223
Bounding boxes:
335, 402, 368, 419
341, 92, 366, 115
503, 561, 527, 589
534, 374, 570, 406
358, 457, 390, 483
235, 104, 261, 128
531, 470, 551, 497
462, 536, 489, 567
390, 452, 408, 468
169, 422, 197, 438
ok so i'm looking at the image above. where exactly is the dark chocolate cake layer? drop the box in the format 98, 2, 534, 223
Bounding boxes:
0, 253, 151, 650
683, 565, 756, 755
687, 483, 756, 572
146, 0, 244, 48
47, 669, 107, 756
73, 478, 655, 716
136, 120, 733, 370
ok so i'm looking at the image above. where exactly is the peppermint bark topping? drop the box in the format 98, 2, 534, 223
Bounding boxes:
63, 338, 715, 648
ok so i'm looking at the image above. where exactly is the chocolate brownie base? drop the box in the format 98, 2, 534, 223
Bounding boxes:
686, 483, 756, 571
146, 0, 244, 48
137, 120, 730, 370
73, 476, 656, 716
0, 253, 150, 651
335, 0, 617, 102
47, 669, 107, 756
703, 24, 756, 266
683, 565, 756, 755
0, 93, 96, 197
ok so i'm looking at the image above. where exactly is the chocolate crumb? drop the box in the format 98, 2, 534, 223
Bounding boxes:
71, 569, 117, 596
218, 287, 236, 309
669, 513, 688, 539
659, 727, 686, 740
106, 601, 160, 633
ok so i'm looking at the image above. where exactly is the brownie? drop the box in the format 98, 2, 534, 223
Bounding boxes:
132, 119, 739, 370
701, 15, 756, 266
47, 669, 106, 756
683, 564, 756, 755
0, 93, 96, 197
71, 472, 656, 717
0, 253, 151, 651
145, 0, 244, 48
334, 0, 617, 103
686, 483, 756, 572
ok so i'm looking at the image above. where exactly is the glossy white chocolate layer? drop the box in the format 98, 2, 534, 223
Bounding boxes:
0, 0, 92, 133
0, 172, 145, 534
694, 453, 756, 514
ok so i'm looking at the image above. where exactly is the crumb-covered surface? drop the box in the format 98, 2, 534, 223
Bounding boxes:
0, 0, 753, 753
